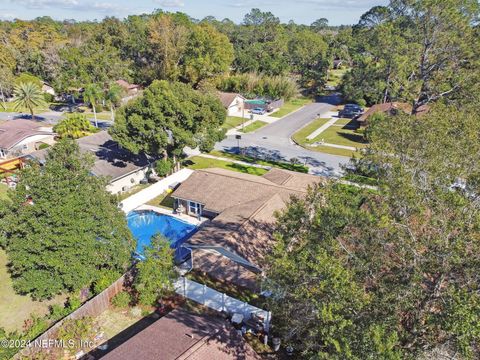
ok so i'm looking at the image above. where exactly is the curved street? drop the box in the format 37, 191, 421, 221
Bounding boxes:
215, 95, 351, 177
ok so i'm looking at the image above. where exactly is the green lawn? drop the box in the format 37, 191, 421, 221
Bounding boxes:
184, 156, 267, 176
0, 249, 66, 332
313, 126, 367, 148
271, 97, 312, 118
209, 150, 309, 173
146, 191, 175, 209
240, 120, 268, 133
291, 118, 331, 144
221, 116, 247, 131
292, 118, 367, 158
0, 101, 50, 114
326, 68, 350, 87
117, 183, 150, 201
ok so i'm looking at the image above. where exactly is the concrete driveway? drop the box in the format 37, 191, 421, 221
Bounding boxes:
215, 94, 351, 177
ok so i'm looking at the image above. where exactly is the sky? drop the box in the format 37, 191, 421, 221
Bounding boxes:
0, 0, 388, 25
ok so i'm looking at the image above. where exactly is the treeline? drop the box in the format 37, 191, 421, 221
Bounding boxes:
0, 10, 347, 100
339, 0, 480, 111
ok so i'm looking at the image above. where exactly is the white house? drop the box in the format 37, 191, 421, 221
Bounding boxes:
217, 92, 245, 116
0, 120, 56, 159
28, 131, 153, 195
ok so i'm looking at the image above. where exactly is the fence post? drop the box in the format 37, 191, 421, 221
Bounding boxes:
265, 311, 272, 333
203, 284, 207, 305
222, 292, 226, 312
243, 302, 247, 318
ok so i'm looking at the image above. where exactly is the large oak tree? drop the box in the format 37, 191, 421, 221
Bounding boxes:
0, 140, 135, 300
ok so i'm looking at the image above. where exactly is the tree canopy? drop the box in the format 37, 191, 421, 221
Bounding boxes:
0, 140, 135, 300
265, 102, 480, 359
109, 80, 226, 159
342, 0, 480, 110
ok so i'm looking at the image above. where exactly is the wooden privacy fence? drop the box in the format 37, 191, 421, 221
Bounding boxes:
174, 277, 271, 332
16, 273, 128, 358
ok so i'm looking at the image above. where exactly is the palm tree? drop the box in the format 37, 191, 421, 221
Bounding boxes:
83, 83, 102, 127
12, 82, 47, 119
104, 83, 124, 121
53, 113, 97, 139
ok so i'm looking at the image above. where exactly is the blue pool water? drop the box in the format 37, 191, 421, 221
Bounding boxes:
127, 211, 197, 256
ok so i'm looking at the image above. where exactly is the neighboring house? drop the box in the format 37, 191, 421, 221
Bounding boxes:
116, 80, 142, 96
217, 92, 245, 116
172, 167, 323, 290
28, 131, 152, 194
0, 120, 56, 159
357, 102, 430, 126
101, 308, 261, 360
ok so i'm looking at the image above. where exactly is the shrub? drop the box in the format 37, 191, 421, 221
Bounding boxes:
93, 269, 122, 294
155, 158, 173, 177
111, 291, 131, 308
57, 317, 94, 345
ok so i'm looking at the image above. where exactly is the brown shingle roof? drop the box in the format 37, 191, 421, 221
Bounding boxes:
358, 102, 430, 124
217, 92, 244, 108
101, 308, 261, 360
115, 79, 141, 91
173, 167, 318, 215
173, 168, 323, 289
0, 120, 54, 150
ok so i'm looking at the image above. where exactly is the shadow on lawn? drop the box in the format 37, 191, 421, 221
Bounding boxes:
337, 131, 366, 144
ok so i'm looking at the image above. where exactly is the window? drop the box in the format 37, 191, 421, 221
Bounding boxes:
188, 201, 202, 215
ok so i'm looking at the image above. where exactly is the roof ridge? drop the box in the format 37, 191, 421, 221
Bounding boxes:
198, 168, 308, 193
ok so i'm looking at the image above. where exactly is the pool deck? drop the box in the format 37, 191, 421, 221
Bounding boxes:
135, 204, 207, 226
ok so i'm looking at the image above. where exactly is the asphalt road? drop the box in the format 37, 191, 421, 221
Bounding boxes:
0, 111, 113, 129
215, 94, 351, 177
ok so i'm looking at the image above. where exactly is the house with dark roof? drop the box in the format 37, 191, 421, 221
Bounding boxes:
28, 131, 152, 194
0, 120, 56, 159
357, 102, 430, 126
101, 308, 261, 360
172, 167, 323, 290
217, 92, 245, 116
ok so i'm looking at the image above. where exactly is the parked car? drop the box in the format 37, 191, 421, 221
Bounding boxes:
251, 107, 266, 115
339, 103, 363, 118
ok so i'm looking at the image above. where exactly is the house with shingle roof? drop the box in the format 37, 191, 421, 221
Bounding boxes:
357, 102, 430, 126
101, 308, 261, 360
28, 131, 152, 194
217, 92, 245, 116
0, 119, 56, 159
172, 167, 323, 290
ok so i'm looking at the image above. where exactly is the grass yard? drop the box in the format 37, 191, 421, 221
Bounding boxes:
291, 118, 331, 143
292, 118, 367, 158
240, 120, 268, 133
209, 150, 309, 173
271, 97, 312, 118
0, 249, 66, 332
184, 156, 267, 176
146, 191, 175, 209
117, 183, 150, 201
314, 126, 367, 148
0, 183, 9, 202
0, 101, 50, 114
221, 116, 247, 131
326, 68, 350, 87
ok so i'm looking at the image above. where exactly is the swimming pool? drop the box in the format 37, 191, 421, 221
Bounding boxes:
127, 211, 197, 256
